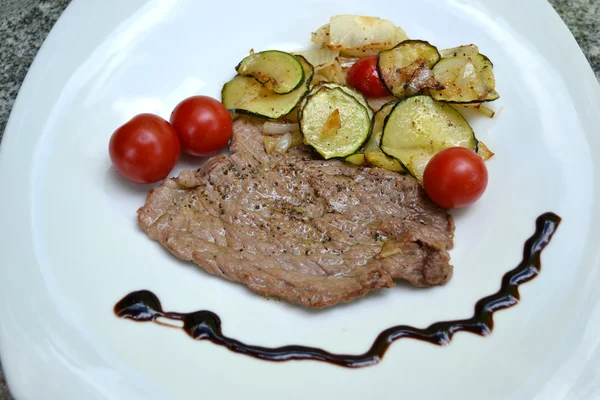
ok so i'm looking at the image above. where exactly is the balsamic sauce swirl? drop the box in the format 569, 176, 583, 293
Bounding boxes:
115, 212, 561, 368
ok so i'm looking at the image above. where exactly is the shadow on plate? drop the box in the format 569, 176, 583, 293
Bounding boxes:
105, 165, 156, 195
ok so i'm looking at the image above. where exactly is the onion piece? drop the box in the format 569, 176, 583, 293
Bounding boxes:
477, 141, 494, 161
294, 48, 339, 70
451, 103, 496, 118
338, 56, 360, 69
311, 24, 330, 46
380, 240, 404, 258
311, 57, 346, 84
367, 96, 397, 112
263, 121, 300, 135
263, 131, 304, 154
264, 133, 292, 154
439, 44, 479, 59
316, 15, 409, 57
405, 68, 442, 96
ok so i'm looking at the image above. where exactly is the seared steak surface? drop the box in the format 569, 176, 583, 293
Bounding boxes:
138, 118, 454, 308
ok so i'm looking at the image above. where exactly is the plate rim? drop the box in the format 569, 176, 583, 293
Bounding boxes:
1, 0, 600, 399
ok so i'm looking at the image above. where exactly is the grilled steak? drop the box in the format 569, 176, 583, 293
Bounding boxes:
138, 118, 454, 308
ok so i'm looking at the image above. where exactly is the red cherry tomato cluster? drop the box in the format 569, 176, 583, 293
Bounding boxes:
109, 96, 232, 183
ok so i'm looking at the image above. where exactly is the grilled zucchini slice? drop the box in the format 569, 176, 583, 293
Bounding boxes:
380, 95, 477, 181
344, 153, 366, 166
377, 40, 442, 99
363, 100, 405, 172
429, 53, 499, 103
236, 50, 304, 94
301, 82, 373, 119
222, 55, 314, 120
295, 55, 314, 86
300, 87, 371, 159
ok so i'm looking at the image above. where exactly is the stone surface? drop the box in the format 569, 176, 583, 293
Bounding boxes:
0, 0, 599, 398
0, 0, 71, 136
551, 0, 600, 81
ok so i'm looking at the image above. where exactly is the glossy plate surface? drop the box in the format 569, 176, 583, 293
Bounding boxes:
1, 0, 600, 399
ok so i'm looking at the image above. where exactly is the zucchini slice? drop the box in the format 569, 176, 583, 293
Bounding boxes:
377, 40, 442, 99
235, 50, 304, 94
365, 152, 405, 172
301, 82, 373, 119
222, 55, 314, 120
345, 153, 366, 166
295, 55, 315, 86
363, 100, 405, 172
300, 87, 371, 159
380, 95, 477, 181
429, 54, 499, 103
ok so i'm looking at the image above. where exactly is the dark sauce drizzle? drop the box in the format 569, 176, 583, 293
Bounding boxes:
115, 212, 561, 368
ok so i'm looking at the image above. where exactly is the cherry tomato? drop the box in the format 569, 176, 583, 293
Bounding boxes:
423, 147, 488, 209
170, 95, 233, 157
109, 113, 180, 184
346, 56, 390, 98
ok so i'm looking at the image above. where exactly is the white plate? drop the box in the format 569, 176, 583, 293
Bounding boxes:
1, 0, 600, 398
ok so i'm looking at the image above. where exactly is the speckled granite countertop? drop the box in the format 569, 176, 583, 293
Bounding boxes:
0, 0, 599, 398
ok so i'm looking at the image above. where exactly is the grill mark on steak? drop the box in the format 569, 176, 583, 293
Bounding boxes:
138, 118, 455, 308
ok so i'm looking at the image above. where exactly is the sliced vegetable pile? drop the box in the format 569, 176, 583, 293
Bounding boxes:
220, 15, 499, 208
109, 14, 498, 210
